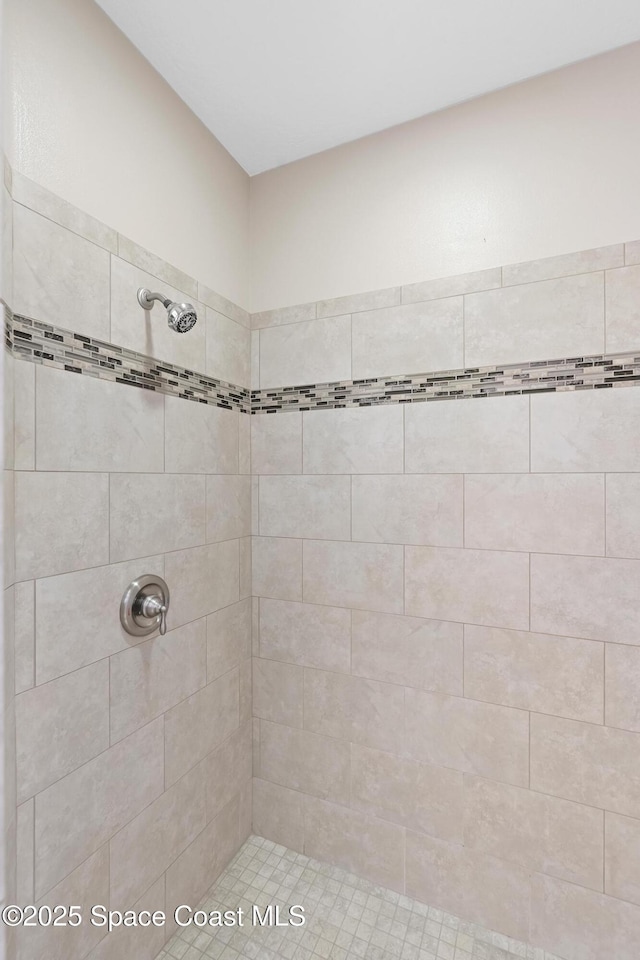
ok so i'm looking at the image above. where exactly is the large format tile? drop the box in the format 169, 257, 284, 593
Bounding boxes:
110, 256, 206, 371
16, 661, 109, 802
351, 744, 463, 842
502, 244, 622, 286
303, 540, 404, 614
531, 872, 640, 960
351, 298, 463, 379
15, 471, 109, 580
251, 302, 316, 330
165, 398, 239, 474
605, 811, 640, 906
405, 395, 529, 473
36, 365, 164, 472
259, 598, 351, 673
109, 764, 206, 906
531, 553, 640, 645
251, 411, 302, 475
259, 475, 350, 540
303, 406, 404, 474
207, 598, 251, 681
206, 475, 251, 542
259, 314, 351, 388
34, 719, 164, 896
352, 474, 463, 546
406, 689, 529, 786
531, 387, 640, 472
405, 546, 529, 630
14, 360, 35, 470
317, 286, 400, 319
464, 624, 604, 722
203, 722, 252, 821
164, 539, 239, 627
252, 537, 302, 601
260, 720, 350, 804
402, 267, 501, 303
205, 309, 250, 386
304, 668, 404, 753
605, 644, 640, 732
13, 205, 110, 339
109, 619, 206, 742
530, 713, 640, 818
465, 272, 604, 366
252, 658, 303, 728
252, 779, 304, 852
606, 473, 640, 559
406, 831, 530, 941
85, 876, 165, 960
464, 473, 605, 555
35, 555, 164, 684
605, 263, 640, 352
109, 473, 206, 561
305, 796, 405, 893
164, 669, 239, 786
117, 234, 197, 299
351, 610, 463, 695
464, 775, 603, 890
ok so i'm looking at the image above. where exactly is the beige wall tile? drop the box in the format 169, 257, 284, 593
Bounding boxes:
35, 555, 164, 684
318, 286, 400, 319
203, 723, 252, 821
109, 763, 206, 906
253, 658, 303, 728
304, 668, 404, 753
110, 619, 206, 743
14, 360, 35, 470
625, 239, 640, 265
259, 314, 351, 388
406, 831, 530, 941
303, 406, 404, 474
259, 475, 351, 540
252, 536, 302, 601
352, 298, 463, 379
239, 411, 250, 474
197, 282, 248, 327
260, 720, 350, 804
352, 744, 463, 842
305, 796, 405, 893
531, 713, 640, 818
4, 469, 14, 589
164, 539, 239, 627
117, 234, 197, 299
251, 411, 302, 475
502, 244, 623, 286
205, 475, 251, 542
164, 669, 239, 786
402, 267, 501, 304
303, 540, 404, 614
251, 329, 260, 388
86, 875, 165, 960
110, 257, 206, 371
15, 471, 109, 580
17, 846, 109, 960
165, 398, 239, 474
207, 598, 251, 681
531, 387, 640, 472
465, 775, 603, 890
16, 800, 34, 904
259, 598, 351, 674
110, 473, 206, 561
605, 644, 640, 732
14, 580, 34, 694
464, 624, 604, 723
251, 302, 316, 330
405, 395, 529, 473
406, 546, 529, 630
465, 473, 605, 555
252, 779, 304, 852
352, 474, 463, 547
205, 309, 250, 387
605, 812, 640, 906
36, 366, 164, 472
531, 553, 640, 646
239, 536, 252, 601
16, 661, 109, 802
351, 610, 462, 695
239, 655, 252, 726
406, 690, 529, 786
13, 205, 110, 339
35, 719, 164, 896
165, 797, 239, 924
605, 264, 640, 352
606, 473, 640, 559
466, 273, 604, 366
530, 872, 640, 960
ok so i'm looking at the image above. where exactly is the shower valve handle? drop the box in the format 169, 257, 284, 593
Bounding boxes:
141, 596, 168, 636
120, 575, 170, 638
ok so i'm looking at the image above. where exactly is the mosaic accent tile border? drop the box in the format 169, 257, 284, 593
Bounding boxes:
6, 310, 251, 414
252, 349, 640, 413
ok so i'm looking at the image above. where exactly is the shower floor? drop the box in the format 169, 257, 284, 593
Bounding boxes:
155, 836, 566, 960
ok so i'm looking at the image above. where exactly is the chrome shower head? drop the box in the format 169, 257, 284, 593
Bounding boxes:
137, 288, 198, 333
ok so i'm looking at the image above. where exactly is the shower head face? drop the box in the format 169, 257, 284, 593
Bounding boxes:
167, 302, 198, 334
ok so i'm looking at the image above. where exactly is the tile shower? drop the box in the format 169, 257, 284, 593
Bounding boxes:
3, 163, 640, 960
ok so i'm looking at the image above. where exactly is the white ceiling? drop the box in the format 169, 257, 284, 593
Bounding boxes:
95, 0, 640, 175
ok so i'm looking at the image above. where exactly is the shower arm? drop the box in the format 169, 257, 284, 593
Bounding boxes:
137, 289, 171, 310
